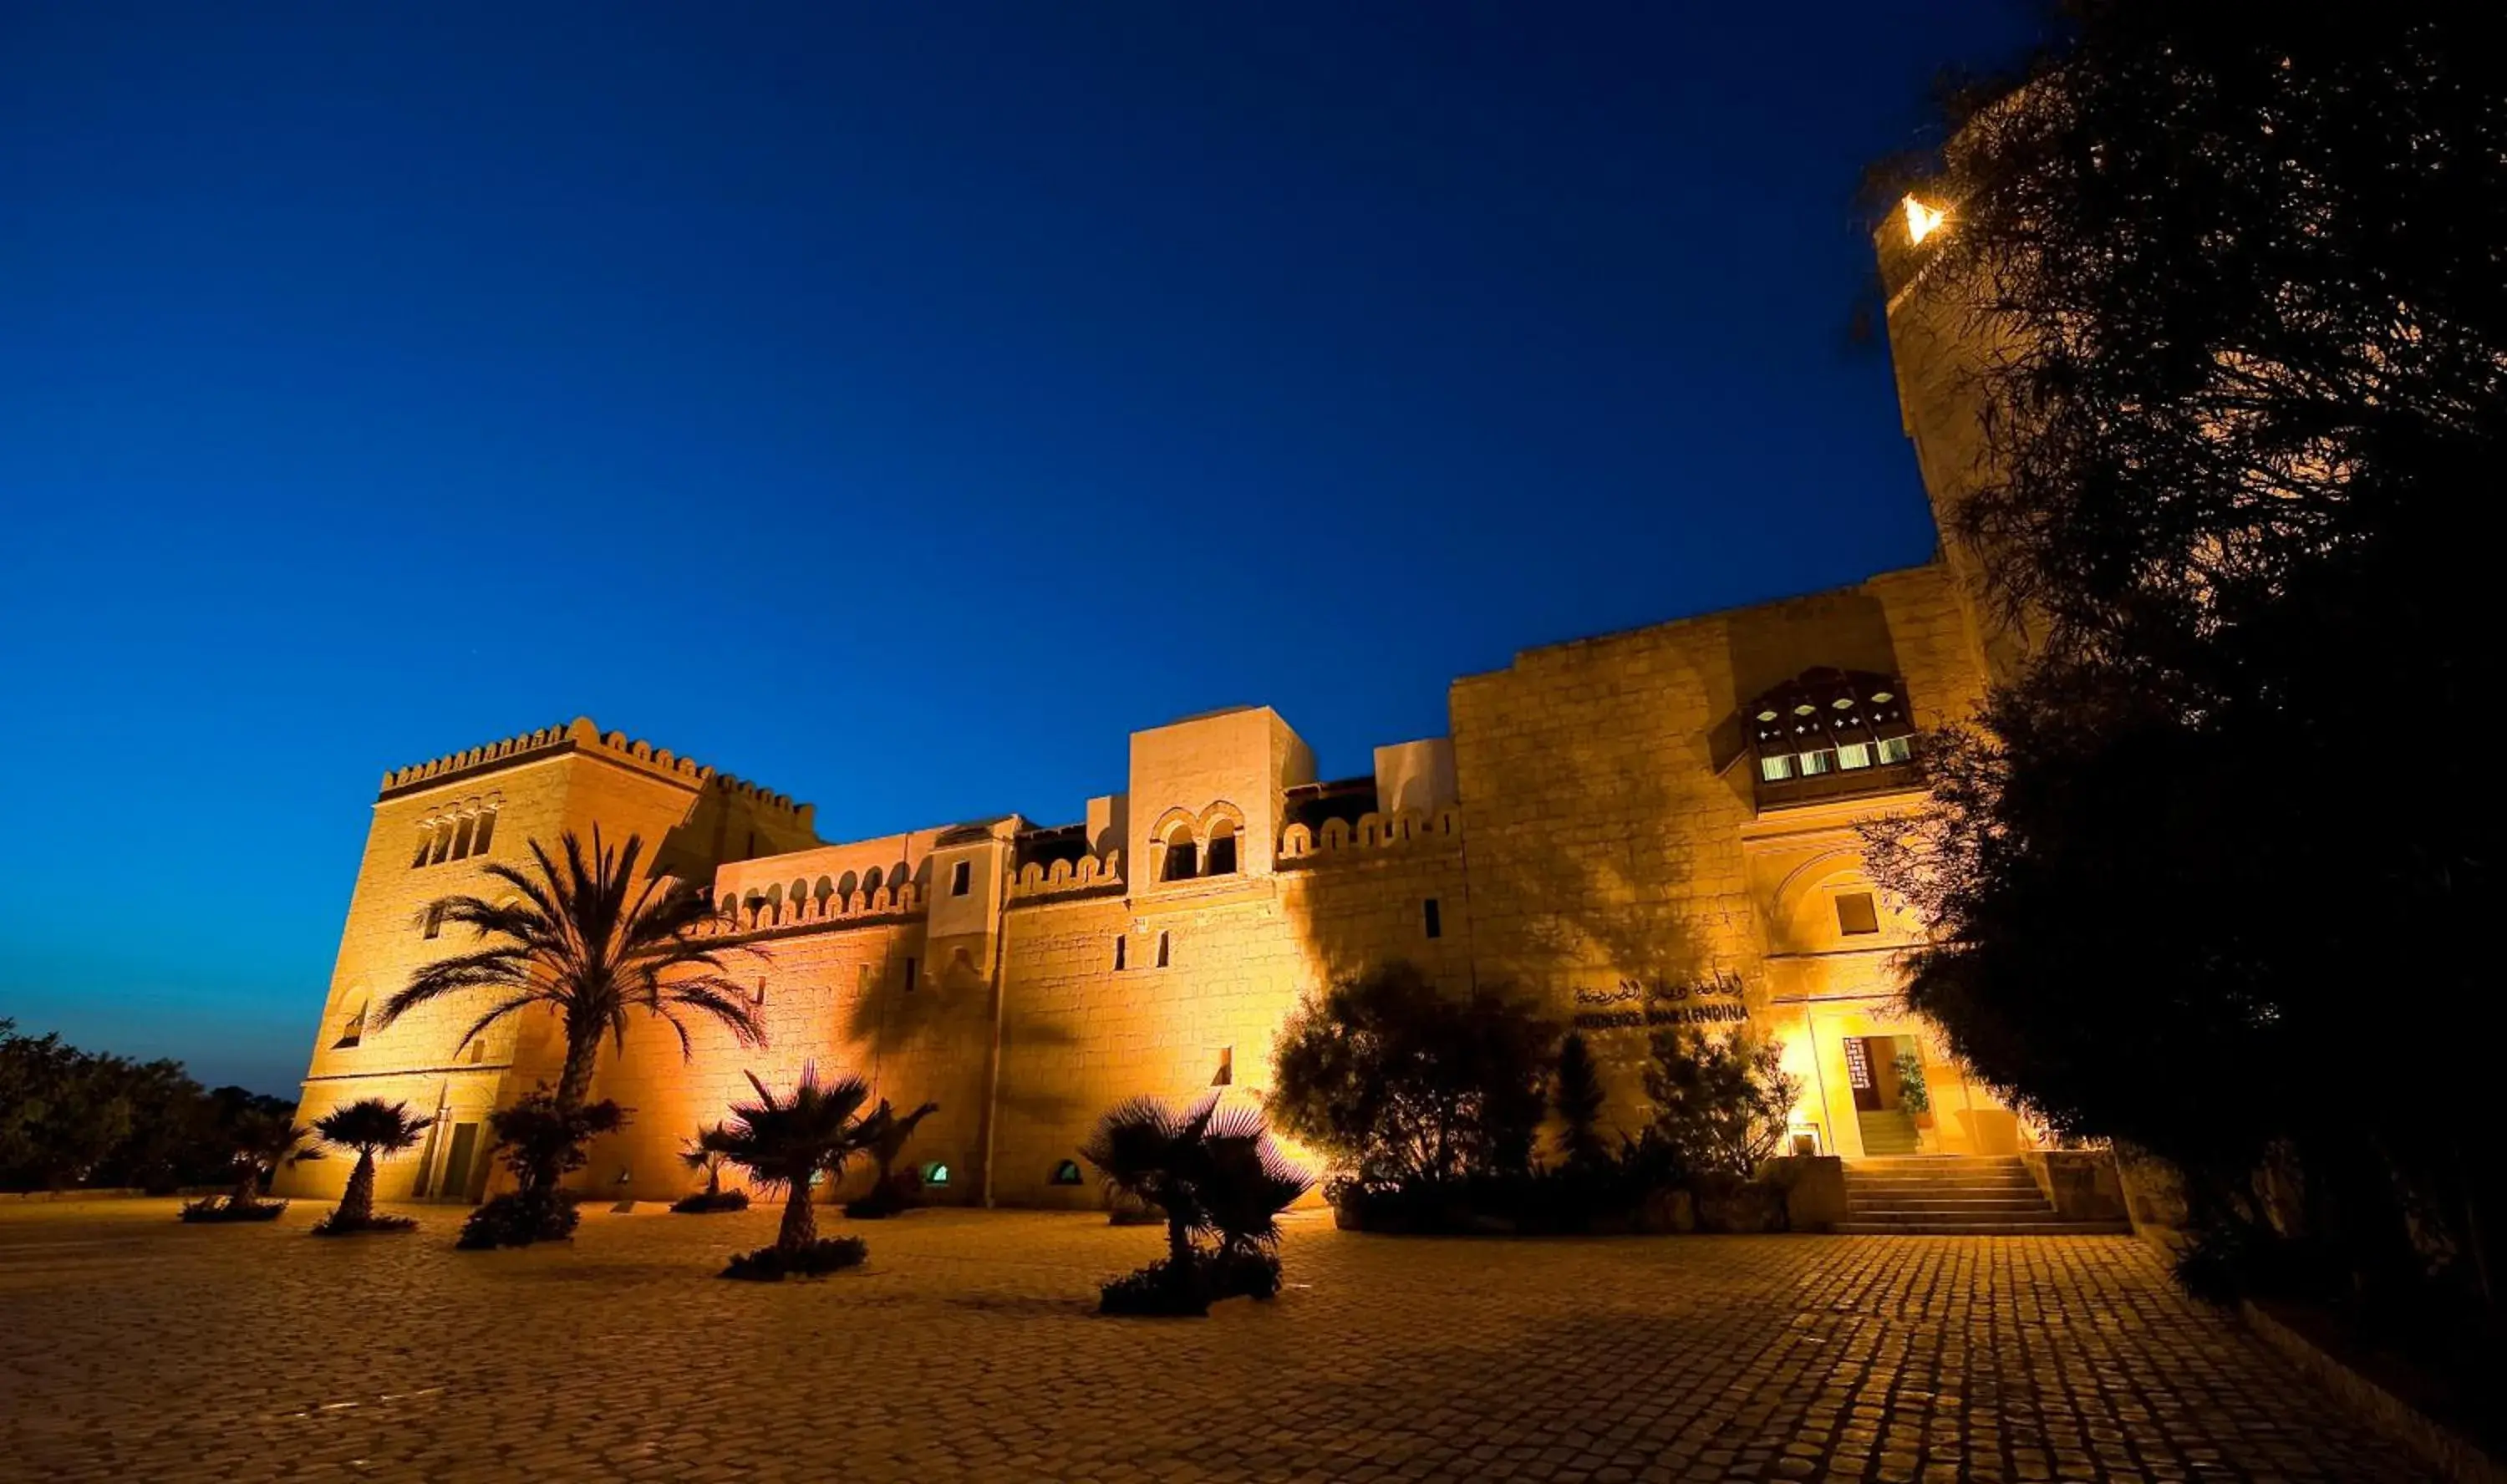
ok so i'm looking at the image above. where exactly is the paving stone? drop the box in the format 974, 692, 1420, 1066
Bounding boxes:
0, 1201, 2432, 1481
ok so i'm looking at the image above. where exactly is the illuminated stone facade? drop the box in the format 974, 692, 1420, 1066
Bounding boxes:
278, 203, 2021, 1207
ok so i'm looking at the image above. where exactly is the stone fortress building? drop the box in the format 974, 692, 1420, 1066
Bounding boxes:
279, 198, 2011, 1209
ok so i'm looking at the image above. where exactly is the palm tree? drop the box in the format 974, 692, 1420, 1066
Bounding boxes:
859, 1098, 938, 1197
1081, 1094, 1225, 1278
313, 1099, 435, 1227
223, 1109, 319, 1209
712, 1065, 875, 1255
378, 829, 765, 1116
1083, 1094, 1312, 1304
679, 1123, 734, 1199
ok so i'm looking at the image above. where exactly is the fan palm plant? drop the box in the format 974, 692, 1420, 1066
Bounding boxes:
181, 1108, 321, 1223
312, 1099, 434, 1229
378, 827, 765, 1129
220, 1109, 319, 1211
679, 1124, 734, 1198
845, 1098, 939, 1217
712, 1065, 875, 1256
1082, 1094, 1311, 1312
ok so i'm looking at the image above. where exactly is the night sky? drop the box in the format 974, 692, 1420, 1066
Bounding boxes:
0, 3, 2042, 1094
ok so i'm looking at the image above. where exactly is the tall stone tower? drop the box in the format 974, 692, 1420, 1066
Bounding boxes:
274, 719, 818, 1202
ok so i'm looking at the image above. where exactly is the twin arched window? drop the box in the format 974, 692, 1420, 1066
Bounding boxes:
1155, 807, 1243, 883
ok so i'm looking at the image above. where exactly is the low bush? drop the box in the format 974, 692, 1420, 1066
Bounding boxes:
1096, 1247, 1282, 1314
178, 1196, 287, 1222
842, 1171, 921, 1220
1098, 1257, 1210, 1317
310, 1211, 419, 1237
669, 1190, 750, 1215
456, 1189, 582, 1249
721, 1236, 868, 1282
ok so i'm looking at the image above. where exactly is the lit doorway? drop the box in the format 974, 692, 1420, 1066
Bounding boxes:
1845, 1034, 1931, 1155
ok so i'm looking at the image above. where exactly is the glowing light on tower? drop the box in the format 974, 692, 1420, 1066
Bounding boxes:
1902, 195, 1947, 245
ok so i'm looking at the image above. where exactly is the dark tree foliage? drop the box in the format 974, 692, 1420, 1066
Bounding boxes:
1640, 1030, 1801, 1182
310, 1099, 430, 1235
1266, 963, 1557, 1189
1551, 1032, 1610, 1172
2, 1019, 295, 1195
1864, 0, 2503, 1327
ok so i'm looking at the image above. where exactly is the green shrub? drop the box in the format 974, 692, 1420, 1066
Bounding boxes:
721, 1236, 867, 1282
456, 1189, 582, 1249
669, 1190, 750, 1215
310, 1211, 419, 1237
1640, 1029, 1801, 1180
1269, 963, 1556, 1187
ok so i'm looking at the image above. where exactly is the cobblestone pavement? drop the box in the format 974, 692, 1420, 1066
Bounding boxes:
0, 1200, 2423, 1483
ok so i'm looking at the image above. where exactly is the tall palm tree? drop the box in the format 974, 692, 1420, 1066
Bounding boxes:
712, 1065, 875, 1254
223, 1109, 319, 1210
679, 1123, 734, 1197
313, 1099, 434, 1227
379, 829, 765, 1115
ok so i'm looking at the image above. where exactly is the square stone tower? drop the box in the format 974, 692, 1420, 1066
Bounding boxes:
274, 718, 818, 1202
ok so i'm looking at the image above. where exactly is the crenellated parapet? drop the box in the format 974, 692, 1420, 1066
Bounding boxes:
1276, 806, 1462, 866
1008, 849, 1124, 902
690, 881, 925, 939
377, 715, 812, 829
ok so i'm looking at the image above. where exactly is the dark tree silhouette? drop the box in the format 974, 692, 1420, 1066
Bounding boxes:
713, 1065, 875, 1257
1864, 1, 2502, 1322
1266, 962, 1556, 1190
1551, 1032, 1609, 1171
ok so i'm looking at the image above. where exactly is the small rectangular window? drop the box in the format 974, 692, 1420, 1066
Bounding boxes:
950, 860, 972, 897
1423, 898, 1442, 939
1759, 754, 1795, 782
1836, 892, 1880, 937
411, 834, 433, 869
1798, 750, 1833, 776
1113, 936, 1126, 971
423, 902, 446, 940
1876, 735, 1913, 765
1156, 931, 1170, 968
903, 956, 918, 993
471, 810, 496, 855
1212, 1047, 1233, 1086
1836, 743, 1872, 770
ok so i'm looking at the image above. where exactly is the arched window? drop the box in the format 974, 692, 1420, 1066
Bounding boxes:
430, 821, 456, 865
333, 997, 368, 1049
1051, 1159, 1084, 1186
410, 830, 434, 869
470, 807, 496, 856
1203, 821, 1238, 876
921, 1161, 951, 1187
1159, 826, 1198, 882
451, 816, 476, 859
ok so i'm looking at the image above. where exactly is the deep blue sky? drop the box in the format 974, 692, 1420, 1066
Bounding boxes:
0, 3, 2038, 1094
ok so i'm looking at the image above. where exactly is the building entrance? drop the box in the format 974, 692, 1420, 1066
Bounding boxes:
1845, 1034, 1931, 1155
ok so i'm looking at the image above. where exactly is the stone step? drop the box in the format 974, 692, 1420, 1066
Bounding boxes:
1834, 1220, 2134, 1236
1845, 1193, 2056, 1203
1853, 1156, 2028, 1169
1847, 1182, 2042, 1197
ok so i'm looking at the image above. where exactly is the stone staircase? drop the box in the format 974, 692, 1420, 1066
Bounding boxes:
1839, 1155, 2133, 1235
1855, 1109, 1920, 1156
